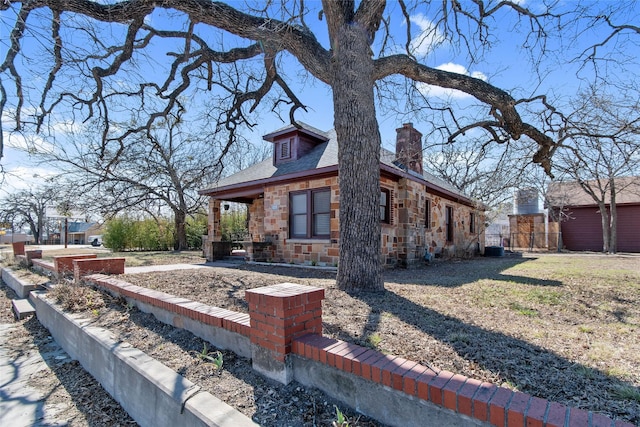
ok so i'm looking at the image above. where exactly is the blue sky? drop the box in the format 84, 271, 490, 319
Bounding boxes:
1, 1, 638, 195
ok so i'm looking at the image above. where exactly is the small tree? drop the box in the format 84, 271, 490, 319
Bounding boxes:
552, 87, 640, 253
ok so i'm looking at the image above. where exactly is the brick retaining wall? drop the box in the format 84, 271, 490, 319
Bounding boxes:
53, 254, 98, 275
73, 258, 125, 282
83, 275, 633, 427
87, 275, 250, 339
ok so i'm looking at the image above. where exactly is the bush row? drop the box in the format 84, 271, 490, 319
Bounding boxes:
103, 215, 207, 251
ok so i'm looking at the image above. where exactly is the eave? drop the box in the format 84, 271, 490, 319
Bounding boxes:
199, 165, 339, 200
380, 164, 480, 209
202, 161, 481, 210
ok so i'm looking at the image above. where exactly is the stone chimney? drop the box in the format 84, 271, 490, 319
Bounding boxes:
395, 123, 423, 175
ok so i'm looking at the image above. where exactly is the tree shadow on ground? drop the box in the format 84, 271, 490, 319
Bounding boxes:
237, 256, 563, 288
119, 301, 379, 426
0, 282, 136, 426
21, 317, 139, 425
383, 255, 563, 288
337, 287, 639, 424
233, 260, 637, 423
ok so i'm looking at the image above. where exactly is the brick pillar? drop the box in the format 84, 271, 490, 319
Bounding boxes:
245, 282, 324, 384
12, 241, 25, 256
25, 250, 43, 267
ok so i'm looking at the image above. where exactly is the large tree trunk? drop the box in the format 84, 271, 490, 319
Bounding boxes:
174, 211, 187, 251
328, 6, 384, 293
28, 221, 40, 245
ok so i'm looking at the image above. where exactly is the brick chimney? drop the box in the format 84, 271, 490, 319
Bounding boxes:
395, 123, 423, 175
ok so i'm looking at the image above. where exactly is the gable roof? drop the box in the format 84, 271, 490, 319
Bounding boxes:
546, 176, 640, 207
262, 122, 330, 143
200, 124, 475, 206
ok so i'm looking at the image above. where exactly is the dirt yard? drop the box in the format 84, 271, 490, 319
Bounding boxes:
119, 254, 640, 425
2, 251, 639, 425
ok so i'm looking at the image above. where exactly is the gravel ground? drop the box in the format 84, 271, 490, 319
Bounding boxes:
2, 253, 639, 426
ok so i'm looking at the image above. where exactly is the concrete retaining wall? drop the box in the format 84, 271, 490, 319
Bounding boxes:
83, 274, 633, 427
87, 275, 252, 359
31, 259, 56, 278
5, 267, 631, 427
30, 290, 257, 427
1, 268, 41, 298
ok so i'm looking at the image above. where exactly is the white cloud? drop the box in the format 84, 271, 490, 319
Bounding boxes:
418, 62, 488, 100
51, 119, 81, 135
408, 14, 447, 56
3, 131, 55, 154
2, 109, 73, 155
1, 165, 59, 194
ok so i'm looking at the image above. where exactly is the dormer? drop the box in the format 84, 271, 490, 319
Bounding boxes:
263, 123, 330, 167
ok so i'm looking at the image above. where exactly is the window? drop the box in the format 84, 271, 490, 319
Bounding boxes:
446, 206, 454, 242
279, 138, 292, 159
290, 188, 331, 238
425, 199, 432, 229
470, 212, 476, 234
380, 188, 391, 223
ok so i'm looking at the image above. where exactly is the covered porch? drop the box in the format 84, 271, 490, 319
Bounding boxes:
203, 185, 275, 262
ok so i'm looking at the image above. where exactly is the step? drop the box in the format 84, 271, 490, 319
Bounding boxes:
12, 298, 36, 320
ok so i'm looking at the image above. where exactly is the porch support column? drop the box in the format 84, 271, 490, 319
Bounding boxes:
203, 199, 222, 261
210, 199, 222, 241
245, 283, 325, 384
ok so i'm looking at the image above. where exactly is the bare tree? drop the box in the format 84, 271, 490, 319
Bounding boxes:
423, 136, 539, 209
42, 110, 230, 250
0, 186, 60, 244
2, 1, 638, 291
550, 87, 640, 253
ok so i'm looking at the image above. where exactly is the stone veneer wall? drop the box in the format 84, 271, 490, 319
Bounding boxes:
259, 176, 340, 265
206, 176, 483, 266
203, 199, 222, 261
384, 176, 483, 265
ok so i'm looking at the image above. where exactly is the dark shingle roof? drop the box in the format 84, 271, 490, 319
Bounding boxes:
201, 125, 472, 203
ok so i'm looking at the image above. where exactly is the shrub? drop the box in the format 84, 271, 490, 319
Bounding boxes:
103, 217, 135, 251
50, 284, 105, 313
133, 218, 161, 250
186, 213, 208, 250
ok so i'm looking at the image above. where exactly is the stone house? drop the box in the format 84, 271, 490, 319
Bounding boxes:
200, 122, 484, 266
